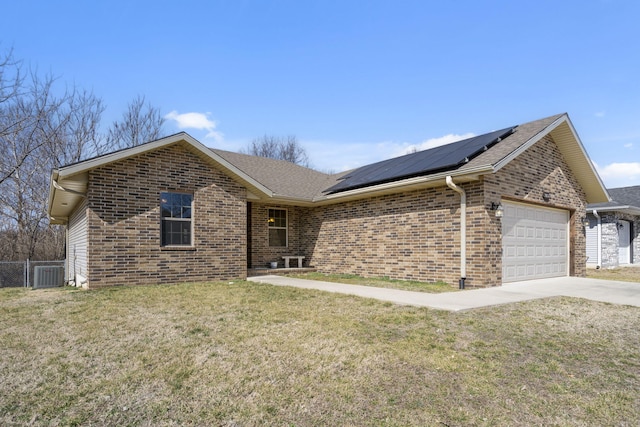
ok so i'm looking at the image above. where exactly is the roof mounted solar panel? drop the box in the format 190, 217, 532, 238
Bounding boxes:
325, 126, 516, 194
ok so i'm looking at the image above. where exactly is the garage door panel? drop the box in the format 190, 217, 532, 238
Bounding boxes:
502, 202, 569, 283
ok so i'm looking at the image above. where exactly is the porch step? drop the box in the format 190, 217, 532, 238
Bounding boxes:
247, 267, 317, 277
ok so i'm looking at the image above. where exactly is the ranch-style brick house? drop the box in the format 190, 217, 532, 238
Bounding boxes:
48, 113, 609, 289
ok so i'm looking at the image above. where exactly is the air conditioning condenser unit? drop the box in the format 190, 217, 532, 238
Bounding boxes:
33, 266, 65, 289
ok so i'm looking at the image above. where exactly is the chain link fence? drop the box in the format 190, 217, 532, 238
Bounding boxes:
0, 260, 65, 288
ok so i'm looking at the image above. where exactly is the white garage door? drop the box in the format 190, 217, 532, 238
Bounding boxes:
502, 201, 569, 283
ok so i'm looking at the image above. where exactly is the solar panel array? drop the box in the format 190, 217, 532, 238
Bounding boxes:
326, 126, 516, 194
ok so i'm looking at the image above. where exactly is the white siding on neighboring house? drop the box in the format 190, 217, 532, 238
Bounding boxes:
585, 214, 599, 266
67, 199, 88, 286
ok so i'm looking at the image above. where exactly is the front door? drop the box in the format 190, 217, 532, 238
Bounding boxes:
618, 220, 631, 265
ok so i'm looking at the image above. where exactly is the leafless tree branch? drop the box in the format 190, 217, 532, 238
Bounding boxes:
244, 134, 310, 167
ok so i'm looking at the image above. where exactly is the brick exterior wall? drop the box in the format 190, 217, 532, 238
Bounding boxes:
85, 144, 247, 288
298, 134, 587, 287
600, 214, 620, 268
80, 133, 589, 288
483, 135, 588, 280
248, 203, 307, 268
597, 213, 639, 268
301, 187, 472, 285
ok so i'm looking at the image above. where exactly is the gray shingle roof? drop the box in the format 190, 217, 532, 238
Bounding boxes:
609, 185, 640, 206
588, 185, 640, 212
462, 114, 564, 170
211, 113, 570, 201
210, 148, 346, 201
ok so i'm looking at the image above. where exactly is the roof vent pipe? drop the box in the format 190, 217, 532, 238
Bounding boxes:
446, 176, 466, 288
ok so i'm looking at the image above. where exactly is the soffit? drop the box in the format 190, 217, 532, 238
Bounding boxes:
548, 119, 609, 204
48, 133, 274, 224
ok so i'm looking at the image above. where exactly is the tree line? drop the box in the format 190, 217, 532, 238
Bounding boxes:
0, 48, 165, 261
0, 47, 310, 262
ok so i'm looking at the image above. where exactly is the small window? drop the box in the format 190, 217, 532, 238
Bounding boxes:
161, 192, 193, 246
268, 208, 287, 247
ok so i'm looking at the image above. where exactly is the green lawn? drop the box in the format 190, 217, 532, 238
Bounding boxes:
1, 282, 638, 426
587, 265, 640, 283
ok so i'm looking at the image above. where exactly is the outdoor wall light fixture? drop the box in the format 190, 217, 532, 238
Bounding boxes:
490, 202, 504, 218
582, 216, 591, 227
542, 192, 551, 202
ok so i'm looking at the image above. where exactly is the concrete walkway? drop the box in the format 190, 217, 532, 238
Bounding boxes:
247, 275, 640, 312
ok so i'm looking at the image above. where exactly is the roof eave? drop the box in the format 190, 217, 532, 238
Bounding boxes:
56, 133, 274, 197
48, 133, 277, 222
47, 169, 60, 222
588, 204, 640, 215
314, 165, 493, 203
493, 114, 609, 204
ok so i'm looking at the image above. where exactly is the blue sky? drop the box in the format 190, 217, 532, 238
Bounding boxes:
3, 0, 640, 187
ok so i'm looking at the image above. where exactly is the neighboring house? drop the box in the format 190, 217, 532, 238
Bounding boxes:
586, 186, 640, 268
48, 113, 609, 289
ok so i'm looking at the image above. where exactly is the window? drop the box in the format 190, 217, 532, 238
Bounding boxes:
268, 208, 287, 247
161, 192, 193, 246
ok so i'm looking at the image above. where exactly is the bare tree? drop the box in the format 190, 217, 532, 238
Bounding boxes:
0, 49, 105, 260
46, 88, 105, 166
0, 47, 167, 261
0, 47, 22, 104
245, 135, 309, 167
105, 95, 165, 150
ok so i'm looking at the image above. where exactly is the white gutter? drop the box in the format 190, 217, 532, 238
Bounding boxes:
446, 176, 466, 288
52, 180, 87, 197
592, 209, 602, 268
320, 165, 493, 202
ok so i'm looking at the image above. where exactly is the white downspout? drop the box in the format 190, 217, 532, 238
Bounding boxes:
592, 209, 602, 268
446, 176, 466, 289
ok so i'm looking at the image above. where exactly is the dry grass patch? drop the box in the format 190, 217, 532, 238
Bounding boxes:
287, 272, 456, 293
587, 266, 640, 283
1, 282, 639, 426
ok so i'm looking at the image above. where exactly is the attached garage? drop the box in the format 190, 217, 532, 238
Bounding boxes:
502, 201, 569, 283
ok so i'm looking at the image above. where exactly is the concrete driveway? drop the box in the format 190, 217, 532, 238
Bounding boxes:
247, 275, 640, 312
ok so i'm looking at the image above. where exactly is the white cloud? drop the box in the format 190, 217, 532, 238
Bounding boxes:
624, 143, 633, 149
595, 111, 606, 118
305, 133, 477, 173
594, 161, 640, 187
164, 110, 223, 141
394, 133, 475, 157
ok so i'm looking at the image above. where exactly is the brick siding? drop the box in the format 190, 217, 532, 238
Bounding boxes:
597, 213, 640, 268
485, 135, 588, 279
248, 203, 306, 268
302, 187, 470, 285
299, 134, 587, 287
85, 144, 247, 288
81, 134, 589, 288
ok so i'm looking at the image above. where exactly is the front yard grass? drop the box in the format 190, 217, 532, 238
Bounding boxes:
287, 272, 456, 293
587, 265, 640, 283
1, 282, 639, 426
